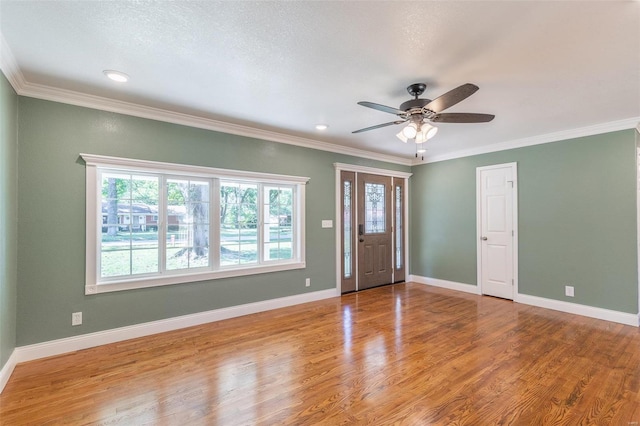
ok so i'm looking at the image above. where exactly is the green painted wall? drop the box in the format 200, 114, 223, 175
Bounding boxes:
411, 130, 638, 314
0, 72, 18, 368
9, 93, 639, 348
16, 97, 410, 346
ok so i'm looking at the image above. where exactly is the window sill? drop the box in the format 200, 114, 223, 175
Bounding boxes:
86, 261, 306, 294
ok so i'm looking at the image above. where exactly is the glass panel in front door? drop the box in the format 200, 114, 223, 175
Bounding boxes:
364, 182, 385, 233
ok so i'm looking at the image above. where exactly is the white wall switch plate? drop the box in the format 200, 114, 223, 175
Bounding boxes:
321, 220, 333, 228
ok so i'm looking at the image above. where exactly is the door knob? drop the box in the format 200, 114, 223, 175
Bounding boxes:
359, 238, 364, 243
481, 236, 488, 241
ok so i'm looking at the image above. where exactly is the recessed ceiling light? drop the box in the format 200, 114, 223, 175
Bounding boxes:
315, 124, 328, 131
103, 70, 129, 83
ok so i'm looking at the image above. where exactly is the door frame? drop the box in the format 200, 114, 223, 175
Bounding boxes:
635, 127, 640, 322
476, 162, 519, 299
334, 163, 412, 293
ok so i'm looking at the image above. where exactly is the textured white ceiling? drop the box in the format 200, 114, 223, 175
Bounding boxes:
1, 1, 639, 163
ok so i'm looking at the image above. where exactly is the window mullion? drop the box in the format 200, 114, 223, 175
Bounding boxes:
211, 178, 220, 270
258, 183, 264, 264
159, 175, 167, 273
292, 185, 297, 260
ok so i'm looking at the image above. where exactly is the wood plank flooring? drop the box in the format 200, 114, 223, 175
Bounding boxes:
1, 283, 640, 425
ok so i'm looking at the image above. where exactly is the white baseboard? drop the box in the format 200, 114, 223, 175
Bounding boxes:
409, 275, 481, 295
409, 275, 638, 327
9, 288, 338, 375
516, 293, 639, 327
0, 350, 17, 394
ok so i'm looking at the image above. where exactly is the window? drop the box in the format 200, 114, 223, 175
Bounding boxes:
262, 185, 294, 262
166, 178, 210, 271
220, 181, 258, 266
100, 172, 160, 278
82, 154, 308, 294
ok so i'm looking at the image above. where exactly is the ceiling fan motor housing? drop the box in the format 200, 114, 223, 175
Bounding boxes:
399, 98, 435, 120
399, 98, 431, 112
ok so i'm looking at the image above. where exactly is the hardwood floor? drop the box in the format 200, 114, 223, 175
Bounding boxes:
1, 283, 639, 425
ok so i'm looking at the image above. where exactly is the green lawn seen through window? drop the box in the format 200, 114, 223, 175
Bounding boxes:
100, 228, 292, 278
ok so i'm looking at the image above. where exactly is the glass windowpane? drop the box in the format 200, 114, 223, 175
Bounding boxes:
166, 179, 210, 271
343, 180, 352, 279
220, 182, 258, 266
395, 185, 403, 269
101, 250, 131, 278
100, 172, 159, 278
132, 249, 159, 274
262, 186, 293, 262
94, 161, 303, 289
364, 182, 385, 233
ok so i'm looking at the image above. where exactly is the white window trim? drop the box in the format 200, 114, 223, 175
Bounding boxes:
81, 153, 308, 295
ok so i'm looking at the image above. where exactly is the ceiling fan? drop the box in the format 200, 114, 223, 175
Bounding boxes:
353, 83, 495, 145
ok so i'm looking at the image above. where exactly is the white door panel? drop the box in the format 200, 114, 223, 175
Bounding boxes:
487, 245, 507, 281
487, 195, 506, 231
478, 164, 516, 300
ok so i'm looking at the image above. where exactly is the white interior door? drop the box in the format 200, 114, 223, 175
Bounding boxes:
477, 163, 517, 300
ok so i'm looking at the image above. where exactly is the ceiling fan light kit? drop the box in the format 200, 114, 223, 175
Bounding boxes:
353, 82, 495, 156
402, 122, 418, 139
397, 122, 438, 143
415, 122, 438, 143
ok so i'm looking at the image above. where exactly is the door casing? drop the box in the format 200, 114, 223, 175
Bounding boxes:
334, 163, 412, 294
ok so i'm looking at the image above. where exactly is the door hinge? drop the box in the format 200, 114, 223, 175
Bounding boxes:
512, 230, 514, 236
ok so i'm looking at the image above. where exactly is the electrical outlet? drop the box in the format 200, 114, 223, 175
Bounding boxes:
72, 312, 82, 326
565, 286, 574, 297
305, 278, 311, 287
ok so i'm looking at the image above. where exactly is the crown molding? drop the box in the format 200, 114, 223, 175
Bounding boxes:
414, 117, 640, 165
40, 86, 416, 166
17, 82, 414, 166
0, 33, 26, 91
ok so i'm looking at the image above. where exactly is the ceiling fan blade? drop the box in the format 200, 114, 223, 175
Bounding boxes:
352, 120, 407, 134
423, 83, 479, 113
431, 113, 495, 123
357, 101, 406, 116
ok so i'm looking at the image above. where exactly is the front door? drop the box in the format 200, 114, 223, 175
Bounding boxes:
357, 173, 393, 290
477, 163, 517, 300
